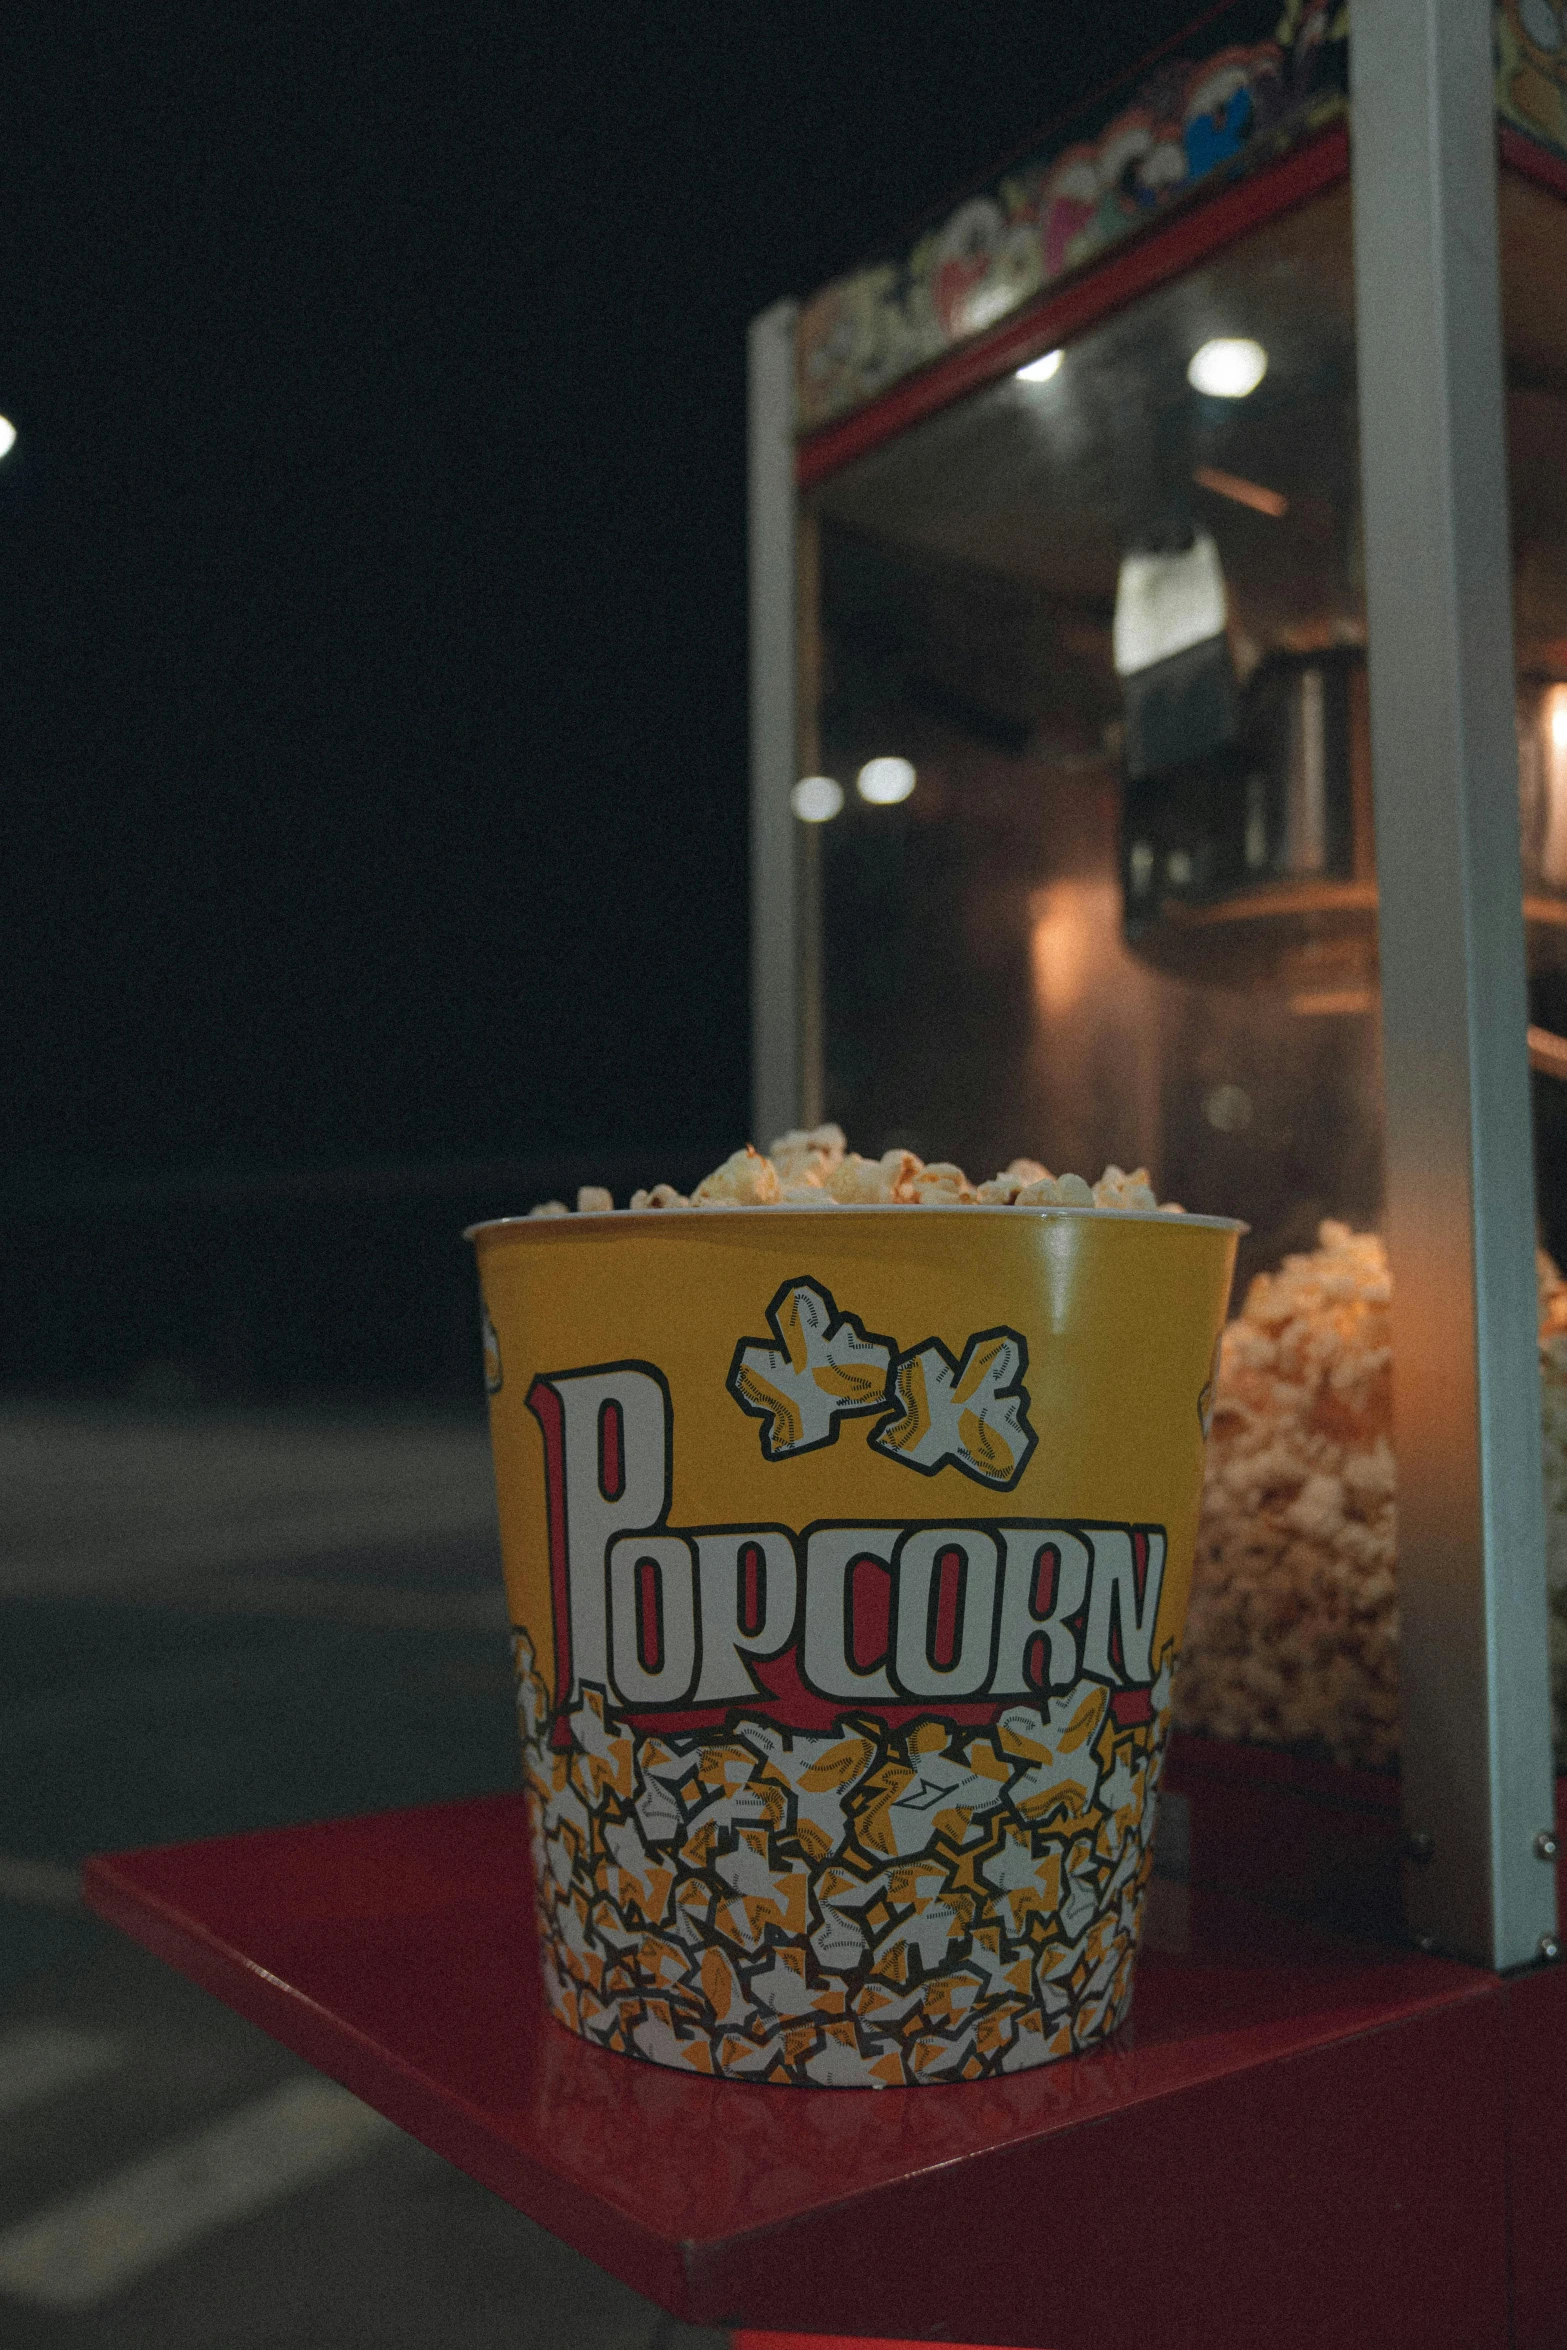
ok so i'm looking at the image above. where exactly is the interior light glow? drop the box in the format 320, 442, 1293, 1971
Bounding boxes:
1029, 879, 1118, 1020
1289, 988, 1376, 1018
1193, 463, 1287, 519
1187, 337, 1268, 398
790, 774, 843, 824
1539, 686, 1567, 887
1015, 349, 1063, 384
856, 756, 916, 806
0, 417, 16, 460
1529, 1024, 1567, 1082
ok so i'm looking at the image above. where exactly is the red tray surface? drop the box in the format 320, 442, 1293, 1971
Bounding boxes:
83, 1792, 1555, 2350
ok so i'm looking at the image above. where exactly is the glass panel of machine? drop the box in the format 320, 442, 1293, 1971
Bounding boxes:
1505, 162, 1567, 1274
805, 183, 1371, 1295
802, 158, 1567, 1782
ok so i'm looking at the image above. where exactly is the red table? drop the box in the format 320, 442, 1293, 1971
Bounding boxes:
85, 1788, 1567, 2350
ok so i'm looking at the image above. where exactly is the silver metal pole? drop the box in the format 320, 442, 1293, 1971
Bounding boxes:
748, 300, 802, 1147
1352, 0, 1559, 1967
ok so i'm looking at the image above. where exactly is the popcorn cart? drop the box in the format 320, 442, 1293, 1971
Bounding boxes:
79, 7, 1567, 2349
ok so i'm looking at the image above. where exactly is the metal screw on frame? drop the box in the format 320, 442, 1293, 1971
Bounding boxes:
1540, 1934, 1563, 1964
1535, 1830, 1560, 1863
1405, 1831, 1436, 1866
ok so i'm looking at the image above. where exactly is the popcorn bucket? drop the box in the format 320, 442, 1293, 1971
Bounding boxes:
471, 1203, 1240, 2087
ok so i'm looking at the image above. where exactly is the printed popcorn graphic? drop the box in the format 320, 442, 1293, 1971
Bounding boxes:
517, 1314, 1175, 2084
728, 1274, 1036, 1490
515, 1630, 1174, 2087
872, 1329, 1036, 1489
728, 1277, 894, 1459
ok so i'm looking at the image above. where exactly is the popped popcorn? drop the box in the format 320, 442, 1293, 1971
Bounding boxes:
1174, 1222, 1567, 1769
692, 1144, 784, 1208
769, 1123, 848, 1185
909, 1161, 977, 1205
627, 1182, 690, 1212
827, 1147, 923, 1204
533, 1134, 1180, 1220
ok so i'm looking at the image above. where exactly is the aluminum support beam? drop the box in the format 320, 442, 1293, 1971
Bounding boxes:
1352, 0, 1558, 1966
748, 300, 802, 1147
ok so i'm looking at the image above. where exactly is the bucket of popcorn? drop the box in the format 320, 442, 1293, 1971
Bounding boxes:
470, 1132, 1241, 2087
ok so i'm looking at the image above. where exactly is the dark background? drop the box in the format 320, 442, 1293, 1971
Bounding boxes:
0, 1, 1200, 1400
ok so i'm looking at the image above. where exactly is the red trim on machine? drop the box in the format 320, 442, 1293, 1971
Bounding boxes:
1501, 122, 1567, 205
796, 124, 1351, 490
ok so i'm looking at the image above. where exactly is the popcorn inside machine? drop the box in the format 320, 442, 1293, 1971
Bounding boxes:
750, 0, 1567, 1975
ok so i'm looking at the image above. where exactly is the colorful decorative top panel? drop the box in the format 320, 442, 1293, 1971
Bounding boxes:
794, 1, 1349, 438
1498, 0, 1567, 152
795, 2, 1567, 442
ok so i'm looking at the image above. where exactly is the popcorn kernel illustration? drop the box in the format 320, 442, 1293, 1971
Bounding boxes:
872, 1327, 1036, 1488
728, 1277, 894, 1459
512, 1632, 1167, 2087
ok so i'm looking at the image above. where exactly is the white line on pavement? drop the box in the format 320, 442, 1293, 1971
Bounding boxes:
183, 1572, 507, 1629
0, 1567, 506, 1629
0, 2076, 401, 2310
0, 2024, 125, 2117
0, 1855, 82, 1910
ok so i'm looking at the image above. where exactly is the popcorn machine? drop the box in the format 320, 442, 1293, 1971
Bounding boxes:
751, 0, 1567, 1979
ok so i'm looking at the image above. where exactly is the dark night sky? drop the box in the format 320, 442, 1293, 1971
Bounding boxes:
0, 3, 1198, 1190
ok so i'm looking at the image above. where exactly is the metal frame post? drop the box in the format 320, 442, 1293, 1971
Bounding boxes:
749, 299, 803, 1147
1352, 0, 1558, 1966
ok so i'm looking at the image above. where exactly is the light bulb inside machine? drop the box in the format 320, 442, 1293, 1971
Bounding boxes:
1187, 337, 1268, 398
791, 775, 844, 824
856, 757, 916, 806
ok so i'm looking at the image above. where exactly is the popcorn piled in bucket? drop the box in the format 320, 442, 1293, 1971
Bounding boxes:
525, 1126, 1179, 1217
1174, 1222, 1567, 1769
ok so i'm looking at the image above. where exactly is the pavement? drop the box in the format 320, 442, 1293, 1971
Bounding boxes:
0, 1399, 727, 2349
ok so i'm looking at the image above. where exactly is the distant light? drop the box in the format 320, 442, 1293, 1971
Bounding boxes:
1015, 349, 1063, 384
0, 417, 16, 460
856, 756, 916, 806
1187, 337, 1268, 399
1204, 1084, 1253, 1134
791, 774, 843, 824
